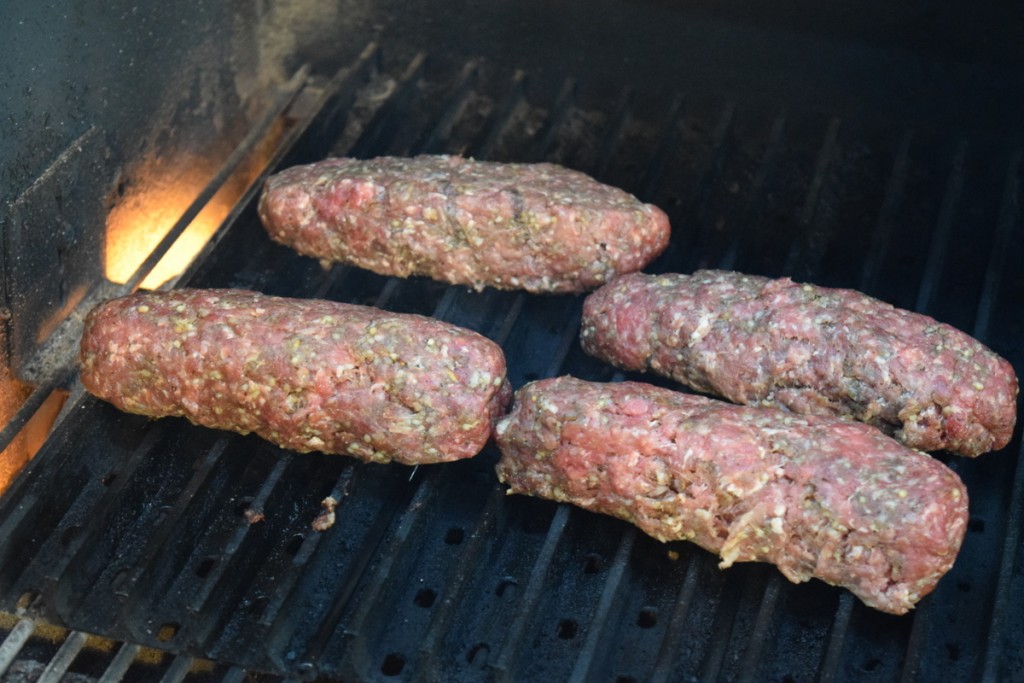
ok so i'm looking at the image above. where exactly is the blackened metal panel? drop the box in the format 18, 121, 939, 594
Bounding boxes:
2, 127, 113, 374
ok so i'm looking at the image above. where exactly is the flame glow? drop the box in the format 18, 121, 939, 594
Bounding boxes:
0, 381, 66, 494
104, 157, 254, 290
104, 117, 281, 290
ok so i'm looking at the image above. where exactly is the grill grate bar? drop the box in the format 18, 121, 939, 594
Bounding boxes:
736, 574, 784, 683
28, 423, 171, 593
489, 504, 572, 679
718, 111, 787, 271
269, 42, 381, 169
333, 471, 442, 641
648, 555, 703, 683
159, 654, 196, 683
473, 70, 527, 161
185, 458, 292, 615
114, 437, 232, 600
528, 77, 577, 163
914, 139, 969, 314
634, 93, 684, 202
699, 574, 746, 683
36, 630, 88, 683
669, 100, 736, 272
411, 60, 480, 155
817, 592, 857, 682
567, 528, 637, 683
859, 130, 914, 295
220, 666, 248, 683
347, 52, 428, 159
592, 87, 634, 181
980, 438, 1024, 681
972, 147, 1021, 341
0, 618, 34, 678
783, 116, 842, 275
417, 483, 507, 674
975, 149, 1023, 682
257, 466, 358, 629
0, 377, 74, 460
97, 642, 141, 683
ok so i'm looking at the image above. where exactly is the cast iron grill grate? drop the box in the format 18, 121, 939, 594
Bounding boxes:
0, 43, 1021, 682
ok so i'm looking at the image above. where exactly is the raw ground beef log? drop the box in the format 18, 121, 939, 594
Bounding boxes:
495, 377, 969, 615
581, 270, 1018, 457
80, 289, 512, 465
257, 155, 670, 293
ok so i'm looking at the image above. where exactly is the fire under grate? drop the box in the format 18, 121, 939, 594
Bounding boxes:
0, 43, 1022, 682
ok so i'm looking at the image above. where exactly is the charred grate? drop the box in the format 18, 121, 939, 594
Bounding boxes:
0, 43, 1021, 682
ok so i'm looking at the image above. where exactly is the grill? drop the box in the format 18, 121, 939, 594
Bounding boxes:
1, 40, 1022, 682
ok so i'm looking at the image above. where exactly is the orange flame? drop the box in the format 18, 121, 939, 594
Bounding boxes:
104, 117, 281, 290
104, 156, 254, 290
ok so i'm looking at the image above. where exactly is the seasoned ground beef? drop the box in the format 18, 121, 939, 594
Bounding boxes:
581, 270, 1018, 456
258, 155, 670, 293
80, 289, 511, 465
495, 377, 968, 615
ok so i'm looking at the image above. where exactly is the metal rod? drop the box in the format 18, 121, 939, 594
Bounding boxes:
567, 528, 637, 683
97, 643, 141, 683
37, 630, 89, 683
915, 138, 969, 314
634, 92, 685, 202
0, 376, 63, 463
718, 111, 787, 272
159, 654, 196, 683
412, 59, 480, 155
980, 437, 1024, 681
489, 504, 571, 679
347, 52, 428, 159
0, 618, 35, 679
648, 554, 702, 683
125, 64, 311, 294
972, 147, 1021, 341
257, 465, 358, 628
859, 129, 914, 294
592, 87, 634, 181
474, 70, 528, 161
736, 574, 783, 683
114, 436, 232, 600
187, 457, 292, 614
528, 77, 576, 163
816, 592, 856, 682
783, 116, 842, 275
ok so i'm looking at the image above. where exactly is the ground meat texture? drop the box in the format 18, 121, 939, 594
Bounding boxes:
581, 270, 1018, 457
80, 289, 512, 465
257, 155, 670, 293
495, 377, 968, 615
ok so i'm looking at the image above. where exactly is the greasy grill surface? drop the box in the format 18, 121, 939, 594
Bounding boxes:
1, 46, 1022, 682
